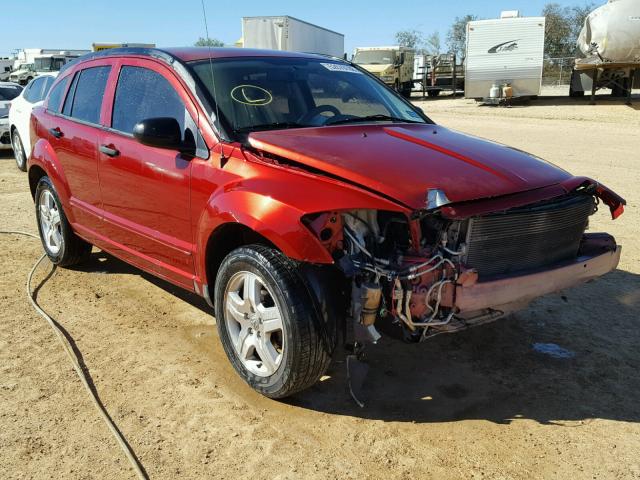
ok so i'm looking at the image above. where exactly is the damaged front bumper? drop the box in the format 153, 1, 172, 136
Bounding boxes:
454, 234, 621, 315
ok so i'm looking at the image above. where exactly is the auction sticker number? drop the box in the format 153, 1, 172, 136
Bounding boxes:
321, 63, 361, 74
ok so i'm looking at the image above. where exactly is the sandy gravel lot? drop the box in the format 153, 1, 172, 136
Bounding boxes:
1, 94, 639, 479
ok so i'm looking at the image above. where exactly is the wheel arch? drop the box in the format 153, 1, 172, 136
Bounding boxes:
28, 164, 47, 199
196, 188, 336, 300
28, 139, 73, 219
203, 222, 279, 304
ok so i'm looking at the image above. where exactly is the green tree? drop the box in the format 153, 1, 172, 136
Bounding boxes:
424, 31, 441, 55
395, 29, 423, 50
447, 15, 478, 60
542, 2, 595, 57
568, 3, 595, 43
194, 37, 225, 47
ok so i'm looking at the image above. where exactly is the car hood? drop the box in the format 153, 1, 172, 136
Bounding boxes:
248, 123, 572, 210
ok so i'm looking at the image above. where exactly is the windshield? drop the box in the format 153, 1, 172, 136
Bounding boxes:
0, 84, 23, 101
189, 57, 426, 136
34, 57, 66, 72
353, 50, 396, 65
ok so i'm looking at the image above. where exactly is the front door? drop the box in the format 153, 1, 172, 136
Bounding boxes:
98, 59, 202, 288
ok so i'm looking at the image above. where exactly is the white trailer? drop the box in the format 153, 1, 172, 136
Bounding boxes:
242, 16, 344, 58
465, 13, 546, 99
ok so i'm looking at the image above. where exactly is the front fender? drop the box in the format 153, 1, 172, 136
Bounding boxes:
196, 188, 334, 266
29, 138, 74, 221
193, 151, 411, 288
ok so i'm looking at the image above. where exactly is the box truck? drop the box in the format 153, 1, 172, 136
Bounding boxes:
9, 49, 90, 85
242, 16, 344, 58
353, 46, 415, 97
465, 12, 546, 100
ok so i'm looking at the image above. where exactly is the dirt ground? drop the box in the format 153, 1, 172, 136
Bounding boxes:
1, 93, 639, 480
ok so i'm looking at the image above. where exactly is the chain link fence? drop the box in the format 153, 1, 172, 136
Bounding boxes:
542, 57, 576, 86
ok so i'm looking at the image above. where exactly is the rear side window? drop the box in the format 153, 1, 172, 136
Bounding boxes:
24, 78, 45, 103
62, 66, 111, 124
47, 77, 70, 113
24, 77, 54, 103
112, 66, 187, 136
41, 76, 54, 99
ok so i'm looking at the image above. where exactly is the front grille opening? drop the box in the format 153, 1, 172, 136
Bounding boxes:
464, 194, 596, 279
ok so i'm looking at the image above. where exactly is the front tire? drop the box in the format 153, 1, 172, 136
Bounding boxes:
214, 245, 332, 398
35, 176, 92, 267
401, 83, 412, 98
12, 130, 27, 172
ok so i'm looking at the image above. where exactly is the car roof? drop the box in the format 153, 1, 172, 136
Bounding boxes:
60, 46, 336, 73
0, 81, 22, 88
162, 47, 331, 62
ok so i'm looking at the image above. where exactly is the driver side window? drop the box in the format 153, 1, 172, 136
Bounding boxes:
307, 73, 388, 118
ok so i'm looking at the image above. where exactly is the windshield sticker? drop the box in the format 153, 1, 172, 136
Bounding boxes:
230, 85, 273, 106
320, 63, 361, 74
406, 110, 420, 118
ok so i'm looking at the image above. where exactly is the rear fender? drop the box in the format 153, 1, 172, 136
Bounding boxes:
29, 138, 74, 220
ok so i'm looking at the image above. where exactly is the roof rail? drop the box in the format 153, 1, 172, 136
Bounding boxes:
59, 47, 179, 74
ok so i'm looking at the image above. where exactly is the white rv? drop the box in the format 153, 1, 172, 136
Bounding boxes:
242, 16, 344, 58
465, 12, 546, 99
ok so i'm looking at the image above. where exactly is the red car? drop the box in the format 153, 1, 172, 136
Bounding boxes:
28, 48, 624, 398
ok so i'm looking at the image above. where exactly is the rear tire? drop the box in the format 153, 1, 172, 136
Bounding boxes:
427, 89, 441, 97
12, 130, 27, 172
35, 176, 92, 267
214, 245, 332, 398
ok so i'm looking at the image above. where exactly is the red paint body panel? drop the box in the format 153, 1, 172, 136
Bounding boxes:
27, 48, 625, 300
96, 57, 198, 288
249, 123, 571, 209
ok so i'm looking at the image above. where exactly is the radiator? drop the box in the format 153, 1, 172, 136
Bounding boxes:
464, 194, 596, 278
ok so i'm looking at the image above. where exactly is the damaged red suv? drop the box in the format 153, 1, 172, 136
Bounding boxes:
28, 48, 624, 398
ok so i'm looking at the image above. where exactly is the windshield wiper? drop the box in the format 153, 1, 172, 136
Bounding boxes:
234, 122, 308, 133
326, 114, 424, 126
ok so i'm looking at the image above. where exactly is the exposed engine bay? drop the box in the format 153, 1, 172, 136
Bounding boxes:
305, 190, 607, 344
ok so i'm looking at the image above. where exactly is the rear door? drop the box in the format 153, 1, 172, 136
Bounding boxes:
44, 61, 112, 234
98, 58, 203, 288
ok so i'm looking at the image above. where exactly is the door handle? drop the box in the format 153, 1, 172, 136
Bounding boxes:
48, 127, 63, 138
99, 144, 120, 158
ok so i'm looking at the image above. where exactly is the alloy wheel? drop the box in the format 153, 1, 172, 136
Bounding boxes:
224, 271, 285, 377
12, 133, 24, 168
38, 190, 63, 255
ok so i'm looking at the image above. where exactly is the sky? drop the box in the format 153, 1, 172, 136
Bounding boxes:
1, 0, 598, 57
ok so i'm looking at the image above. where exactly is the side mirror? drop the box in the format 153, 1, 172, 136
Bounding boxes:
133, 117, 186, 151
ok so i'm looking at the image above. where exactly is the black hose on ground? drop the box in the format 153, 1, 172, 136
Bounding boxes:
0, 231, 147, 480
